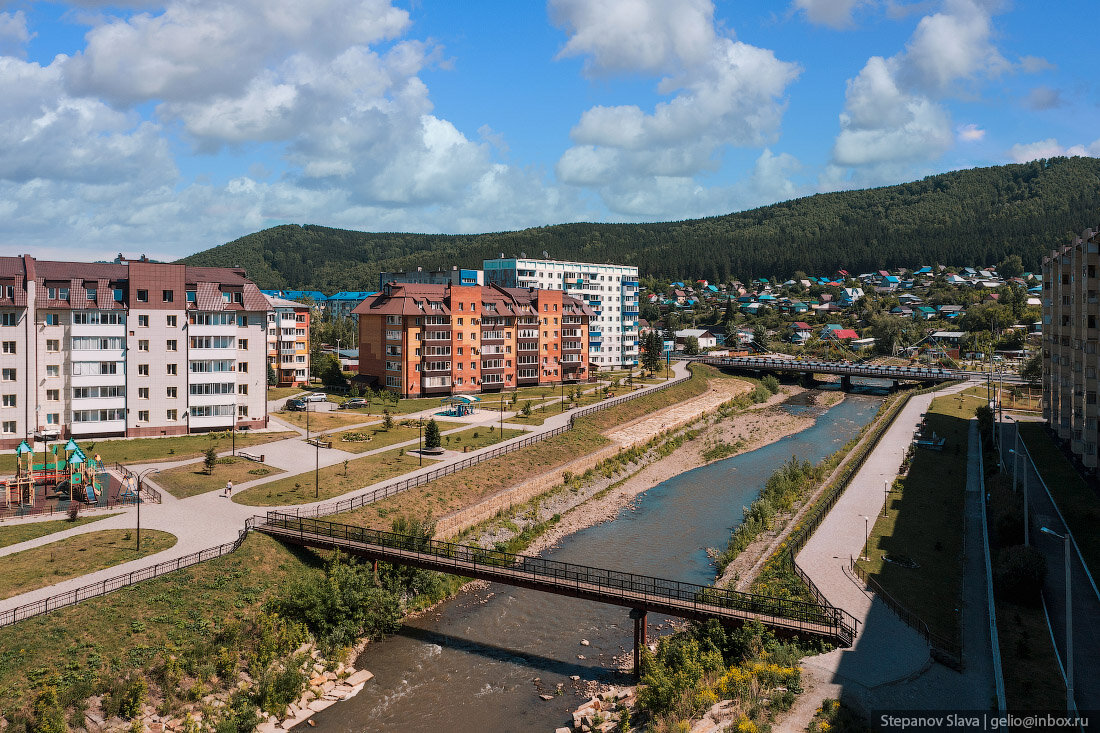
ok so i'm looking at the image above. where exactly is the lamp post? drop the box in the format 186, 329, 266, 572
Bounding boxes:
418, 418, 423, 467
499, 398, 504, 435
135, 468, 159, 550
315, 431, 319, 498
883, 480, 889, 518
862, 515, 870, 561
1039, 526, 1074, 713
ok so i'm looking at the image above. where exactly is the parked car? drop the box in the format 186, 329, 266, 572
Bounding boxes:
302, 393, 329, 403
340, 398, 367, 409
285, 398, 306, 411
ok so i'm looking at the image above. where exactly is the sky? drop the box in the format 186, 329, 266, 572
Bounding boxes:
1, 0, 1097, 262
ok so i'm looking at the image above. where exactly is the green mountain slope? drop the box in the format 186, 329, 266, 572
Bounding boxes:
181, 157, 1100, 290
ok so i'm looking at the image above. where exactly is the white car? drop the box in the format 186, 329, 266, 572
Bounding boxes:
302, 393, 329, 403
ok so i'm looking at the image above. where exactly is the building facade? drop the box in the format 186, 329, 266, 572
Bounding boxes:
266, 295, 310, 388
482, 257, 639, 369
354, 283, 593, 397
1043, 227, 1100, 469
0, 256, 269, 449
379, 267, 483, 290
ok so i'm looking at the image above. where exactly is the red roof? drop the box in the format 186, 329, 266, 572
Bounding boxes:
791, 321, 811, 330
830, 329, 859, 339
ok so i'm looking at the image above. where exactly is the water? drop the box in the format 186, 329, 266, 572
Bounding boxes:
309, 395, 880, 733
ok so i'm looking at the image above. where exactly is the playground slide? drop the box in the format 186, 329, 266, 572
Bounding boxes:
83, 484, 96, 503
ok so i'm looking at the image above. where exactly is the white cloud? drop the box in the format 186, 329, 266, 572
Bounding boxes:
553, 0, 800, 218
791, 0, 873, 29
550, 0, 716, 76
901, 0, 1006, 93
1024, 85, 1063, 110
957, 123, 984, 142
1019, 55, 1055, 73
1009, 138, 1100, 163
0, 11, 32, 56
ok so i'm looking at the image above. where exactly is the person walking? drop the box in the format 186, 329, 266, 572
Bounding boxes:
225, 480, 233, 498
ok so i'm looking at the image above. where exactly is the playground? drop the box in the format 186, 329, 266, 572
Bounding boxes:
0, 438, 124, 518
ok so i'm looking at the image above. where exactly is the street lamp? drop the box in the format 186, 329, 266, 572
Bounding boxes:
883, 480, 889, 518
862, 515, 870, 561
418, 418, 423, 467
1039, 526, 1074, 713
135, 468, 159, 550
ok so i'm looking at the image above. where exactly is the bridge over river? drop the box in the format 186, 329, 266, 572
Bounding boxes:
252, 512, 858, 674
688, 355, 962, 388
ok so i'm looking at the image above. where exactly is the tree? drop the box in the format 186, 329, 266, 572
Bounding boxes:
641, 330, 663, 373
1020, 352, 1041, 385
382, 409, 394, 430
203, 446, 217, 475
267, 362, 277, 386
424, 418, 441, 450
752, 326, 769, 351
682, 335, 700, 355
998, 254, 1025, 279
317, 353, 346, 388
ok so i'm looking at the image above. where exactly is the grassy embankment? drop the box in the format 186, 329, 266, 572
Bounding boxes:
0, 432, 295, 474
0, 517, 110, 549
0, 530, 177, 600
961, 383, 1042, 412
329, 364, 718, 529
155, 457, 285, 500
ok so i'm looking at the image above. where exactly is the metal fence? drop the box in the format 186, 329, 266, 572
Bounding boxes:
258, 512, 857, 644
298, 369, 693, 519
114, 462, 163, 505
0, 529, 248, 628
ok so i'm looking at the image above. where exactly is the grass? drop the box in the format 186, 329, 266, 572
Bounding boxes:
265, 386, 307, 401
333, 420, 463, 453
330, 364, 716, 529
0, 529, 177, 600
0, 532, 327, 717
0, 432, 296, 473
1017, 422, 1100, 578
440, 427, 527, 451
272, 409, 375, 432
233, 446, 439, 506
154, 457, 285, 500
506, 412, 550, 426
0, 516, 111, 549
854, 392, 975, 643
962, 384, 1042, 412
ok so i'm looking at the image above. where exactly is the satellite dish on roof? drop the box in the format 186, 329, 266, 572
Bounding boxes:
542, 250, 548, 259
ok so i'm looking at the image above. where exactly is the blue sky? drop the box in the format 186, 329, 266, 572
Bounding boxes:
1, 0, 1096, 262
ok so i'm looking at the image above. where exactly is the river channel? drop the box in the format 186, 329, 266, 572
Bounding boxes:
310, 393, 881, 733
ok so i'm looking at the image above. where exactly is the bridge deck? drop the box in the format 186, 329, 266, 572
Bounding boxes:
692, 356, 957, 382
253, 513, 856, 647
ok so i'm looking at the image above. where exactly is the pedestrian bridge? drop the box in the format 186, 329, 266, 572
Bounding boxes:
689, 355, 959, 384
251, 512, 858, 672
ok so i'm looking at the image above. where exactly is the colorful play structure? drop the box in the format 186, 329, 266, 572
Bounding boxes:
439, 395, 479, 417
0, 438, 106, 509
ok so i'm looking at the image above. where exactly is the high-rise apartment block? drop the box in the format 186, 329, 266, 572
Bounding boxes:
354, 282, 593, 397
266, 296, 310, 388
1043, 227, 1100, 469
482, 257, 639, 368
0, 256, 269, 449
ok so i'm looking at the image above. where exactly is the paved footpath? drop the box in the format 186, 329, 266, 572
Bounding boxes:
778, 383, 995, 730
0, 362, 691, 618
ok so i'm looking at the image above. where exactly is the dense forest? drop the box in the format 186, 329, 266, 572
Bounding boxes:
181, 157, 1100, 291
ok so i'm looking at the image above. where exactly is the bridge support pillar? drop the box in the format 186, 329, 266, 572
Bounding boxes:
891, 380, 899, 392
840, 375, 852, 391
629, 608, 647, 677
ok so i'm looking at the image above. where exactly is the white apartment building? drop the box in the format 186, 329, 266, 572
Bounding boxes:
0, 256, 269, 449
483, 257, 639, 368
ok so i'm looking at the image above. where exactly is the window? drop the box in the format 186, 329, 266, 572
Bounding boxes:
1, 394, 14, 407
239, 339, 248, 350
189, 382, 235, 395
1, 342, 13, 354
238, 384, 248, 395
190, 404, 235, 417
167, 315, 177, 327
138, 340, 149, 351
1, 368, 14, 381
137, 410, 149, 422
238, 405, 249, 417
72, 409, 125, 423
162, 289, 174, 303
71, 336, 125, 350
238, 362, 248, 373
46, 365, 59, 377
138, 387, 149, 399
186, 290, 196, 302
73, 386, 124, 399
46, 389, 59, 401
113, 288, 125, 302
46, 339, 59, 352
189, 312, 233, 326
45, 314, 59, 326
137, 289, 148, 302
46, 413, 59, 425
138, 315, 149, 327
167, 339, 177, 351
1, 421, 14, 434
138, 364, 149, 376
166, 363, 178, 376
1, 313, 16, 326
167, 409, 178, 421
86, 288, 96, 301
190, 336, 235, 349
72, 311, 124, 325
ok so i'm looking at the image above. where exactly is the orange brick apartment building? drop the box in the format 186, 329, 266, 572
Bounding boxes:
354, 283, 593, 397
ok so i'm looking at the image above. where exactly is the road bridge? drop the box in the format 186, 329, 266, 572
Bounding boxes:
252, 512, 858, 674
688, 355, 960, 388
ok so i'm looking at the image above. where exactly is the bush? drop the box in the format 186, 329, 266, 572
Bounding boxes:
382, 410, 394, 430
203, 446, 217, 475
761, 375, 780, 394
993, 544, 1046, 605
215, 690, 261, 733
254, 657, 307, 717
424, 419, 441, 450
30, 686, 66, 733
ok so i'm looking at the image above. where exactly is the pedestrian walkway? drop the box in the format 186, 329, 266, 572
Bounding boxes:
0, 363, 691, 620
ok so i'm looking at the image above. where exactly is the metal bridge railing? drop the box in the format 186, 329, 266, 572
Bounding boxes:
257, 512, 858, 645
693, 356, 957, 381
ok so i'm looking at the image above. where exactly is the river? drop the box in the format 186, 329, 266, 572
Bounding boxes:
309, 394, 881, 732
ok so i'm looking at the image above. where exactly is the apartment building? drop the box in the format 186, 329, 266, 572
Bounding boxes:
354, 282, 593, 397
0, 256, 269, 449
1043, 227, 1100, 469
482, 257, 639, 369
379, 266, 483, 290
266, 295, 310, 388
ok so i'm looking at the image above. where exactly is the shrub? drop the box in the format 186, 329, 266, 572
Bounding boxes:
214, 690, 260, 733
203, 446, 217, 475
382, 410, 394, 430
254, 658, 307, 718
521, 401, 532, 417
424, 419, 442, 450
30, 686, 66, 733
118, 677, 147, 719
761, 375, 780, 394
993, 544, 1046, 605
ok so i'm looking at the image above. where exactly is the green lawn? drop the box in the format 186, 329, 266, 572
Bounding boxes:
855, 392, 974, 643
1017, 422, 1100, 577
265, 386, 307, 401
273, 409, 375, 432
233, 446, 438, 506
0, 533, 326, 716
0, 530, 177, 600
439, 427, 527, 451
154, 457, 285, 499
0, 515, 111, 549
334, 420, 463, 453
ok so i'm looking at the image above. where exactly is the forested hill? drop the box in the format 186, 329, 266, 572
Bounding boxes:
181, 157, 1100, 291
